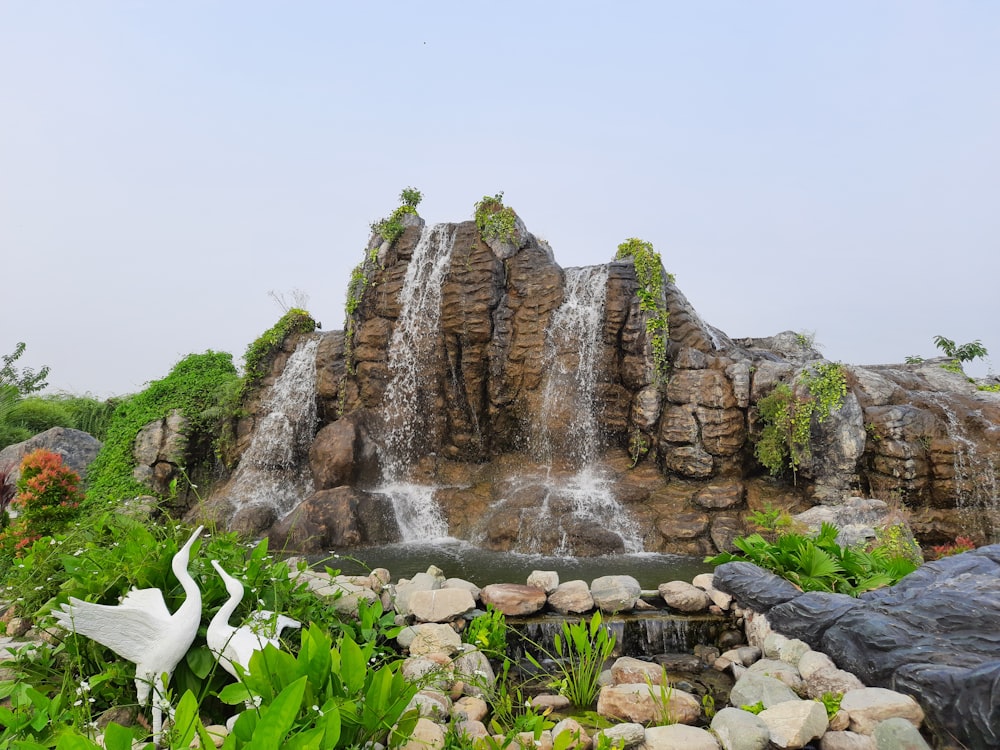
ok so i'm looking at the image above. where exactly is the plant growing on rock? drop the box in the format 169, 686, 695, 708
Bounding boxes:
933, 335, 988, 363
86, 350, 240, 505
371, 186, 423, 246
753, 363, 847, 481
474, 192, 519, 246
615, 238, 673, 380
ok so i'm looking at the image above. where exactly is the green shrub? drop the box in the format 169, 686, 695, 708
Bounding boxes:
474, 192, 519, 246
243, 308, 316, 389
706, 521, 918, 596
4, 396, 73, 434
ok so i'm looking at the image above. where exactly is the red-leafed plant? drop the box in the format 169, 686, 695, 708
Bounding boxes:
930, 535, 977, 559
6, 449, 84, 549
0, 463, 15, 529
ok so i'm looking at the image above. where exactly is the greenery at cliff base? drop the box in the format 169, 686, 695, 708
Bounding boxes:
614, 238, 673, 380
85, 351, 240, 506
706, 520, 919, 596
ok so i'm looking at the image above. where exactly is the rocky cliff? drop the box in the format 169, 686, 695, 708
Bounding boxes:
200, 205, 1000, 557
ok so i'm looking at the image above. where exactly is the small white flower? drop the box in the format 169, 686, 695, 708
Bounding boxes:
73, 699, 83, 707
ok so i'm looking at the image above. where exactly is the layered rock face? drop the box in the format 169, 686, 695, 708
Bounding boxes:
211, 208, 1000, 556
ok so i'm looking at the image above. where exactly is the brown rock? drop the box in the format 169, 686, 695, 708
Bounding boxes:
479, 583, 547, 616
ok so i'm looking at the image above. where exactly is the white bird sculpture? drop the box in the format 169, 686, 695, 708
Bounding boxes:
53, 525, 204, 744
207, 559, 301, 680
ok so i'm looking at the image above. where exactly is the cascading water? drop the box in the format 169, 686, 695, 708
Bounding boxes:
377, 223, 457, 541
930, 395, 1000, 542
501, 266, 642, 554
225, 337, 319, 519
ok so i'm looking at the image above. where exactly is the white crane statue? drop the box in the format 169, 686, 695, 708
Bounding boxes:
53, 525, 204, 745
207, 559, 301, 680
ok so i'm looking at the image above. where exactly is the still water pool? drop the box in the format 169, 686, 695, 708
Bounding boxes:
316, 540, 711, 590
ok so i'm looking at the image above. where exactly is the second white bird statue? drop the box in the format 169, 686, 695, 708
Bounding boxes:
207, 559, 301, 679
53, 525, 205, 745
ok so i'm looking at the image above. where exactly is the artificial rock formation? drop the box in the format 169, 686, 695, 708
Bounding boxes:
199, 204, 1000, 556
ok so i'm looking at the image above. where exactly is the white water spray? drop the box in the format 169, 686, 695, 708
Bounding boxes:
226, 337, 318, 518
515, 266, 643, 554
378, 224, 457, 540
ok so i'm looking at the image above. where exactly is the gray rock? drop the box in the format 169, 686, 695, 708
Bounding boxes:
0, 426, 101, 485
871, 717, 930, 750
840, 688, 924, 735
729, 672, 799, 709
641, 724, 720, 750
407, 588, 476, 623
658, 580, 711, 612
406, 623, 462, 656
548, 579, 595, 615
710, 706, 771, 750
599, 722, 646, 748
758, 699, 828, 749
820, 731, 875, 750
591, 575, 641, 613
747, 659, 803, 694
713, 563, 803, 610
527, 570, 560, 593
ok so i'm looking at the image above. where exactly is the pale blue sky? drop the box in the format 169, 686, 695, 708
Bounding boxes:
2, 2, 998, 397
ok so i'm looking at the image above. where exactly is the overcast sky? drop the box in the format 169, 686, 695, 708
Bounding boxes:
2, 2, 998, 398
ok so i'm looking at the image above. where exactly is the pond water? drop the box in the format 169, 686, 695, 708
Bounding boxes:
317, 540, 711, 590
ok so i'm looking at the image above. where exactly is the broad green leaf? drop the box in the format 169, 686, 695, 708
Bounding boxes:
218, 682, 254, 706
249, 675, 307, 748
101, 723, 135, 750
283, 726, 324, 750
172, 690, 203, 749
54, 736, 101, 750
339, 636, 367, 695
186, 645, 217, 679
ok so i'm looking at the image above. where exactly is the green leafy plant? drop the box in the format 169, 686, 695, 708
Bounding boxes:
243, 309, 317, 389
741, 700, 765, 715
464, 604, 508, 659
399, 186, 423, 207
219, 625, 419, 749
645, 667, 677, 726
706, 521, 918, 596
615, 238, 672, 380
817, 691, 842, 720
524, 611, 616, 708
370, 187, 423, 246
933, 335, 988, 363
701, 692, 716, 720
753, 363, 847, 481
474, 192, 519, 246
746, 503, 794, 533
977, 382, 1000, 392
904, 355, 924, 364
1, 341, 49, 395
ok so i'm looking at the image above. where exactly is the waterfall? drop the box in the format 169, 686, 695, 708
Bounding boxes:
226, 337, 318, 519
377, 223, 456, 541
931, 396, 1000, 542
511, 265, 643, 554
535, 266, 608, 465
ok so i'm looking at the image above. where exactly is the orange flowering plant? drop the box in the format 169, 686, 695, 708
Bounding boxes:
5, 449, 84, 550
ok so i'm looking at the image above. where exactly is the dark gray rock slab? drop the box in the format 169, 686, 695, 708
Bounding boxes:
766, 592, 861, 644
712, 562, 803, 610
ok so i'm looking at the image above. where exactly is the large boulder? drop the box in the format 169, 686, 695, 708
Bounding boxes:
0, 426, 101, 485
